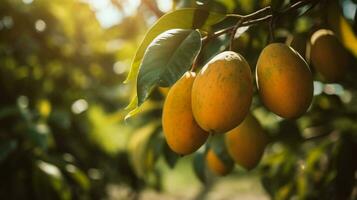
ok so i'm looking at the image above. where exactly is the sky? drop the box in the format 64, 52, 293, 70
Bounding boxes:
84, 0, 172, 28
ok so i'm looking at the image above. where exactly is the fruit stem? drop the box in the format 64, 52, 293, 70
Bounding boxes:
229, 18, 245, 51
268, 15, 276, 43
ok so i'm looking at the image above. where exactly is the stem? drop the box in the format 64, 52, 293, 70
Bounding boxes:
190, 55, 198, 71
201, 15, 272, 43
227, 6, 272, 19
229, 18, 244, 51
195, 0, 320, 71
280, 0, 317, 14
268, 15, 276, 43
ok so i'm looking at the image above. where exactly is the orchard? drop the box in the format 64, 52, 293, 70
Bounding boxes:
1, 0, 357, 199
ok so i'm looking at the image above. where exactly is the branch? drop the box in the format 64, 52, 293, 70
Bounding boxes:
202, 0, 320, 43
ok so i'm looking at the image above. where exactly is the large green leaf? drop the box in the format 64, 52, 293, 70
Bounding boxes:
124, 8, 226, 84
137, 29, 201, 105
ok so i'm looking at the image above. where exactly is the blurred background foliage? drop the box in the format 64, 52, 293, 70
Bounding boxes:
0, 0, 356, 199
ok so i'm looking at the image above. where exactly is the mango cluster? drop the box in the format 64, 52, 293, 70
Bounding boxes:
162, 28, 350, 175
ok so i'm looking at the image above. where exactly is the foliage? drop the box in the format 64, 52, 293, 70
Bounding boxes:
0, 0, 143, 198
1, 0, 357, 199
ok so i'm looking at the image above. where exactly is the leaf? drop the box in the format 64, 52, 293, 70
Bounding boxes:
201, 35, 230, 65
146, 130, 165, 169
193, 151, 207, 183
124, 96, 140, 120
125, 8, 226, 84
33, 160, 72, 200
124, 98, 163, 121
163, 141, 180, 168
137, 29, 201, 106
64, 164, 90, 191
127, 121, 161, 178
327, 0, 357, 57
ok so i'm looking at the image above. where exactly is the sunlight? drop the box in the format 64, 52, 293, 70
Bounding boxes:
84, 0, 141, 28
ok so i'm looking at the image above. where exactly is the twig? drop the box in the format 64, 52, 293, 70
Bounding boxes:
227, 6, 272, 19
268, 14, 276, 43
201, 15, 272, 43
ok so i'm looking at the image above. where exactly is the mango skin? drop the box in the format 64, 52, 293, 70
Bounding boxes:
162, 72, 208, 155
191, 51, 253, 134
256, 43, 313, 119
225, 114, 268, 170
310, 29, 350, 82
206, 149, 233, 176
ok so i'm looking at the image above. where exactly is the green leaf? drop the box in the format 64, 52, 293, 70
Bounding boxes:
124, 96, 140, 120
128, 121, 161, 178
64, 164, 90, 191
33, 160, 71, 200
137, 29, 201, 106
193, 151, 207, 183
201, 35, 230, 65
125, 8, 225, 84
163, 141, 180, 168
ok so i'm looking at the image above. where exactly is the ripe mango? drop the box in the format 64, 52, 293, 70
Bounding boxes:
162, 72, 208, 155
256, 43, 313, 119
192, 51, 253, 134
310, 29, 350, 82
225, 114, 268, 170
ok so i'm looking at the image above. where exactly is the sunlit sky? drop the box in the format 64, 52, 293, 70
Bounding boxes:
84, 0, 172, 28
83, 0, 356, 28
